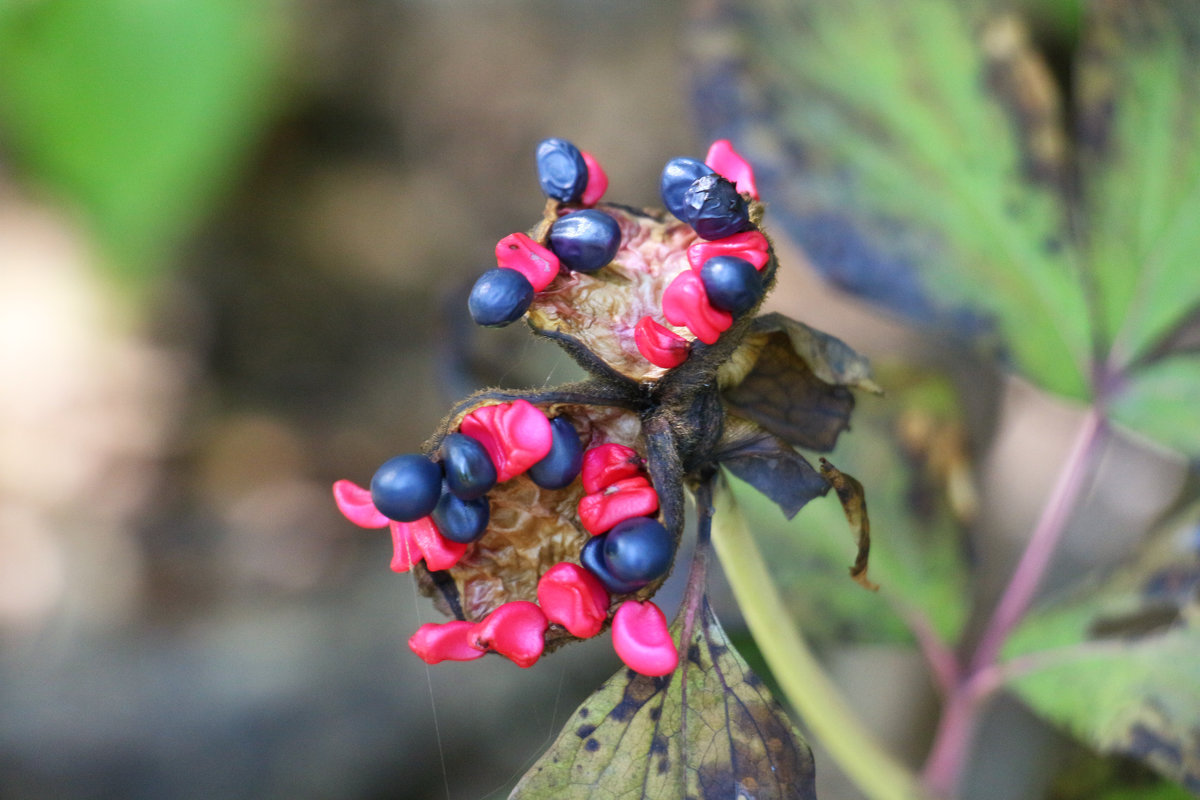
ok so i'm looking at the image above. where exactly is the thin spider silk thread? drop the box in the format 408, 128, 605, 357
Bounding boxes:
403, 529, 453, 800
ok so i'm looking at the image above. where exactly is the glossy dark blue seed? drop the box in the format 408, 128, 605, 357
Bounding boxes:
536, 138, 588, 203
371, 454, 443, 522
431, 486, 490, 543
602, 517, 674, 584
660, 157, 714, 222
468, 268, 535, 327
527, 417, 584, 489
548, 210, 621, 273
580, 535, 645, 594
700, 255, 764, 316
682, 174, 750, 240
440, 432, 497, 500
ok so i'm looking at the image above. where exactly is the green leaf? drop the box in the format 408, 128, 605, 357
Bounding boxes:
726, 363, 972, 645
1110, 357, 1200, 456
0, 0, 286, 286
1096, 784, 1196, 800
1004, 503, 1200, 792
1080, 0, 1200, 364
1077, 0, 1200, 455
691, 0, 1092, 399
696, 0, 1200, 458
510, 600, 815, 800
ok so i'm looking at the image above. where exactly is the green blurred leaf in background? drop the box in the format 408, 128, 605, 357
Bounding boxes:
0, 0, 288, 288
728, 363, 973, 648
691, 0, 1091, 399
1005, 504, 1200, 792
690, 0, 1200, 457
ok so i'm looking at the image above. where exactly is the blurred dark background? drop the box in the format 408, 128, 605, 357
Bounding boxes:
0, 2, 711, 798
0, 2, 1186, 799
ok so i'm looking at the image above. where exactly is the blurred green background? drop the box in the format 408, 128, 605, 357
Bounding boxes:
0, 1, 1190, 799
0, 2, 706, 798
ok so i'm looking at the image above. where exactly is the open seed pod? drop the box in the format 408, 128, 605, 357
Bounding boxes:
335, 139, 877, 676
522, 200, 777, 384
412, 397, 672, 653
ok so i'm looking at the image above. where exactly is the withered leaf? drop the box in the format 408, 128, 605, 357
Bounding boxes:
716, 414, 830, 519
721, 314, 875, 452
510, 599, 816, 800
728, 363, 972, 646
752, 313, 881, 394
819, 459, 877, 592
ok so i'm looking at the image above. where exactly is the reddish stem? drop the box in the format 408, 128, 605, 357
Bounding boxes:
921, 406, 1108, 798
900, 604, 960, 698
970, 406, 1108, 673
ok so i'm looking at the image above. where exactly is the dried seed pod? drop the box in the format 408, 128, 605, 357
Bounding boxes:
335, 140, 876, 676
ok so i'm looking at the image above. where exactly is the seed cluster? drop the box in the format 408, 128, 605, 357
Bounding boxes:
334, 138, 771, 677
469, 138, 769, 374
334, 399, 678, 675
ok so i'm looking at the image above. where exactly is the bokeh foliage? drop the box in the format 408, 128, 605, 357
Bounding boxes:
0, 0, 287, 286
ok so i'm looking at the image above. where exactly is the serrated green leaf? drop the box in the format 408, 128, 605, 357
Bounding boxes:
1005, 504, 1200, 792
691, 0, 1091, 399
1080, 0, 1200, 363
510, 600, 815, 800
727, 364, 972, 646
1111, 357, 1200, 456
0, 0, 286, 286
695, 0, 1200, 458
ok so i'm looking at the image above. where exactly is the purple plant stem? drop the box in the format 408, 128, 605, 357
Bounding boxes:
921, 406, 1108, 798
900, 604, 960, 698
969, 406, 1108, 673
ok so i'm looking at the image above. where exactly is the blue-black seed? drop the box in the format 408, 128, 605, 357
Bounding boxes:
431, 486, 490, 543
602, 517, 674, 584
468, 268, 535, 327
440, 432, 497, 500
371, 454, 443, 522
536, 138, 589, 203
660, 157, 714, 222
548, 210, 621, 273
528, 417, 584, 489
580, 535, 645, 594
699, 255, 764, 316
682, 174, 750, 240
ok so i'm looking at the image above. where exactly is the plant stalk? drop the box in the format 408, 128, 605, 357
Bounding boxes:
969, 406, 1109, 673
921, 405, 1109, 797
712, 479, 929, 800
